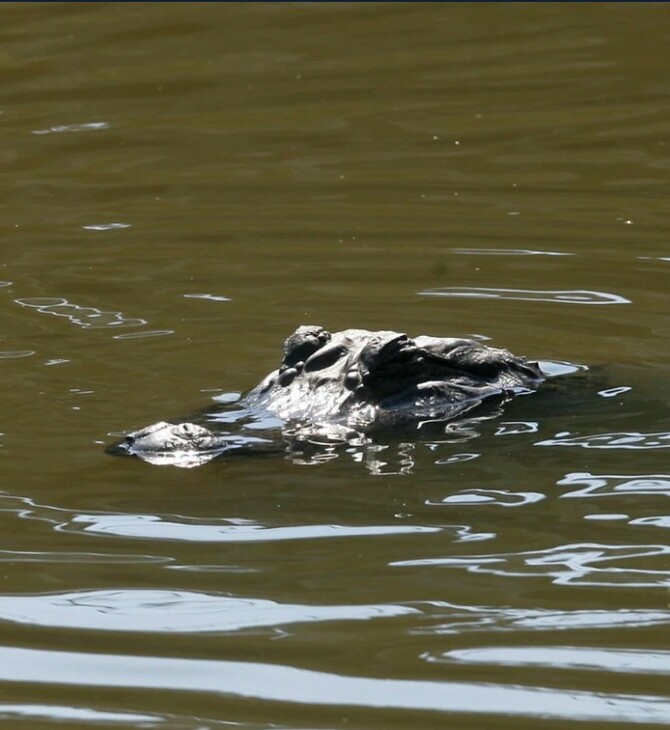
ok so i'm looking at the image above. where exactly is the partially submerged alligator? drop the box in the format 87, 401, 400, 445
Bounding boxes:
107, 325, 546, 467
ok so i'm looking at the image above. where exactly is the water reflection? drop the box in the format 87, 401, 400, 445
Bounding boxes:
0, 550, 168, 566
450, 248, 572, 257
418, 287, 631, 305
113, 329, 174, 339
4, 2, 670, 726
631, 516, 670, 530
0, 490, 449, 545
0, 589, 417, 633
2, 646, 669, 724
183, 293, 232, 302
68, 513, 444, 543
31, 122, 110, 135
82, 222, 131, 231
15, 297, 146, 329
537, 431, 670, 449
0, 350, 34, 359
0, 704, 160, 725
428, 489, 545, 507
412, 603, 670, 634
394, 544, 670, 587
559, 472, 670, 498
597, 386, 632, 398
495, 421, 539, 435
434, 452, 480, 465
439, 646, 670, 676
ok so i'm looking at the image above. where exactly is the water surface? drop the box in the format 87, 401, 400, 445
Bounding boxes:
1, 3, 670, 728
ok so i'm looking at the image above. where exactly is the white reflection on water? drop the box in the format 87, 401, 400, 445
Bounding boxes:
393, 543, 670, 587
82, 223, 131, 231
113, 329, 174, 340
0, 703, 159, 725
537, 432, 670, 449
0, 550, 168, 565
0, 589, 417, 633
183, 293, 232, 302
450, 248, 573, 256
559, 472, 670, 498
427, 489, 545, 507
412, 602, 670, 635
418, 287, 630, 305
67, 513, 444, 543
495, 421, 539, 435
631, 516, 670, 529
32, 122, 110, 134
434, 452, 480, 465
437, 646, 670, 676
1, 646, 669, 724
0, 491, 454, 545
598, 386, 632, 398
0, 350, 34, 359
15, 297, 146, 329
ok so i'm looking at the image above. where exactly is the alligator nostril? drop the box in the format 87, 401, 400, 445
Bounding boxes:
304, 343, 348, 373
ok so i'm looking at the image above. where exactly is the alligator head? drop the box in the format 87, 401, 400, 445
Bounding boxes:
108, 325, 545, 467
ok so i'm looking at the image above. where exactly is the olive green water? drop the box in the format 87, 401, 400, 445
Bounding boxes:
1, 2, 670, 728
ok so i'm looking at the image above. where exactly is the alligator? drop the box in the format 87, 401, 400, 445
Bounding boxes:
107, 325, 546, 467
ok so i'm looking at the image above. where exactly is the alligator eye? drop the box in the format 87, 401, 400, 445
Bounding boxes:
304, 342, 348, 372
344, 369, 361, 390
278, 367, 298, 387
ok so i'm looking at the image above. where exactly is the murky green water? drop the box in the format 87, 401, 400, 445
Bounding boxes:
1, 2, 670, 727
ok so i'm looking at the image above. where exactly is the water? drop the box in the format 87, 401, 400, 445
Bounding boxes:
1, 2, 670, 727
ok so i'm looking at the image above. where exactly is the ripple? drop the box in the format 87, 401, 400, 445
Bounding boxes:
418, 287, 630, 305
183, 293, 232, 302
2, 646, 670, 723
559, 472, 670, 499
32, 122, 109, 135
66, 513, 443, 542
15, 297, 146, 329
211, 391, 242, 403
0, 589, 417, 633
113, 329, 174, 340
537, 360, 588, 377
0, 704, 160, 725
631, 516, 670, 529
412, 603, 670, 634
0, 550, 168, 565
598, 386, 632, 398
0, 350, 34, 359
427, 490, 545, 507
495, 421, 539, 436
82, 223, 131, 231
437, 646, 670, 676
435, 452, 480, 465
393, 543, 670, 587
450, 248, 573, 257
537, 432, 670, 449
